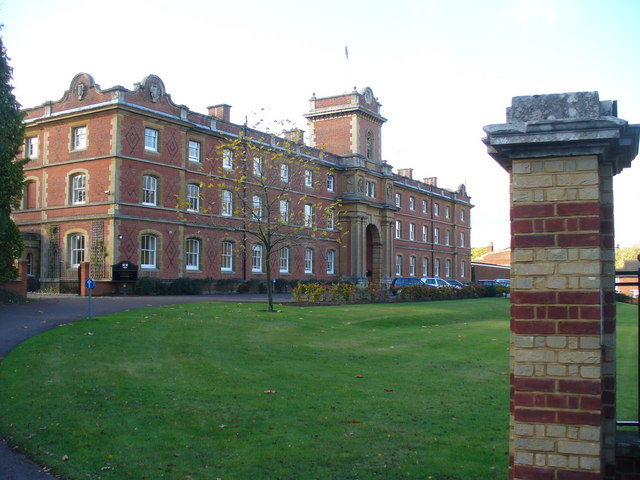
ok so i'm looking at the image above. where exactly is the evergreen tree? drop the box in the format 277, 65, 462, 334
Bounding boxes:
0, 31, 26, 281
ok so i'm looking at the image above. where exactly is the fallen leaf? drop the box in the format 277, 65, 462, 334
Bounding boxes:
384, 389, 394, 392
62, 454, 69, 461
354, 375, 364, 378
219, 424, 228, 429
263, 390, 277, 394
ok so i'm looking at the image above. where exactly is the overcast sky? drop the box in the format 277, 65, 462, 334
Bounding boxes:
2, 0, 639, 249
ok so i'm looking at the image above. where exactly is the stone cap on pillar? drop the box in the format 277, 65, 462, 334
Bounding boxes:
483, 91, 639, 175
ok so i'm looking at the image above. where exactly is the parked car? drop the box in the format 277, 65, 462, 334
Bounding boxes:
420, 277, 452, 288
476, 280, 497, 287
495, 279, 511, 287
390, 277, 425, 295
445, 279, 464, 289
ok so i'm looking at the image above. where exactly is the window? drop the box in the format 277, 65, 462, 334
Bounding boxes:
251, 245, 263, 273
188, 140, 201, 162
327, 209, 335, 230
22, 181, 36, 210
252, 195, 264, 220
461, 260, 467, 278
434, 258, 441, 277
73, 126, 87, 150
366, 181, 376, 198
71, 173, 86, 204
422, 200, 428, 214
395, 220, 401, 239
141, 234, 157, 268
69, 234, 85, 267
366, 130, 374, 160
395, 193, 401, 208
410, 256, 416, 276
327, 249, 335, 275
281, 163, 290, 183
187, 183, 200, 212
186, 238, 201, 271
304, 248, 314, 274
445, 230, 451, 246
409, 196, 415, 211
460, 232, 466, 248
445, 206, 451, 219
142, 175, 158, 205
26, 137, 39, 158
223, 149, 233, 170
422, 225, 428, 243
327, 174, 335, 192
253, 157, 263, 177
434, 227, 440, 244
26, 253, 34, 276
396, 255, 402, 276
144, 128, 158, 152
461, 209, 466, 222
280, 200, 290, 223
422, 258, 429, 277
434, 203, 440, 216
304, 204, 315, 227
445, 259, 452, 278
304, 169, 313, 187
221, 241, 234, 272
279, 247, 290, 273
221, 190, 233, 216
409, 223, 416, 241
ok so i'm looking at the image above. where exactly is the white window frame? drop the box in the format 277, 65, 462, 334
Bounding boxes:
279, 246, 290, 273
422, 225, 428, 243
327, 249, 335, 275
409, 223, 416, 241
221, 241, 233, 272
253, 157, 263, 177
69, 234, 85, 267
461, 209, 466, 222
327, 174, 335, 192
422, 258, 429, 277
252, 195, 264, 221
188, 140, 201, 162
187, 183, 200, 212
280, 200, 290, 223
395, 255, 402, 276
144, 128, 158, 152
445, 259, 452, 278
304, 169, 313, 187
327, 210, 335, 230
280, 163, 290, 183
445, 230, 451, 246
251, 244, 263, 273
395, 220, 401, 239
409, 256, 416, 276
434, 227, 440, 245
186, 238, 201, 271
27, 137, 39, 159
395, 193, 401, 208
73, 126, 87, 150
422, 200, 428, 214
434, 203, 440, 216
461, 260, 466, 278
409, 196, 415, 211
71, 174, 86, 204
223, 149, 233, 170
142, 175, 158, 206
221, 190, 233, 216
141, 234, 157, 269
434, 258, 441, 277
445, 206, 451, 219
366, 181, 376, 198
304, 248, 314, 274
304, 204, 314, 227
460, 231, 466, 248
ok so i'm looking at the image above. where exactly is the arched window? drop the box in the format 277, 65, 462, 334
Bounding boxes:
304, 248, 314, 274
221, 241, 234, 272
69, 234, 85, 267
366, 130, 374, 160
251, 245, 263, 273
445, 259, 452, 278
70, 173, 86, 204
326, 249, 336, 275
222, 190, 233, 216
279, 247, 290, 273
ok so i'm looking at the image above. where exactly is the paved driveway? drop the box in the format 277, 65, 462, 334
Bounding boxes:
0, 293, 289, 479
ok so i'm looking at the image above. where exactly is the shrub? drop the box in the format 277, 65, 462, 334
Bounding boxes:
237, 282, 250, 294
135, 277, 167, 296
216, 278, 240, 293
0, 285, 26, 304
168, 278, 202, 295
274, 278, 288, 293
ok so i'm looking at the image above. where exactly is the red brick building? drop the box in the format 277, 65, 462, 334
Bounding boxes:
13, 73, 472, 293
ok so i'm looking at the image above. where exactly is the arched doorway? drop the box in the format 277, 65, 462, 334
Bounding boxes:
365, 224, 381, 283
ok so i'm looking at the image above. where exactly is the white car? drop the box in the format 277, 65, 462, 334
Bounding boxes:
420, 277, 452, 288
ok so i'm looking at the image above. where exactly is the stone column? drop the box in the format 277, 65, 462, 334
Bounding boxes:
483, 92, 639, 480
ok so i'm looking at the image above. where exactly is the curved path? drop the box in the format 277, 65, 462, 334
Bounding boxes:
0, 293, 290, 480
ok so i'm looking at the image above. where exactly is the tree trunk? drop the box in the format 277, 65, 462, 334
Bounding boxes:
265, 247, 274, 312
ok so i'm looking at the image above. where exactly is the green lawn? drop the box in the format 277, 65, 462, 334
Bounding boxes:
0, 299, 635, 479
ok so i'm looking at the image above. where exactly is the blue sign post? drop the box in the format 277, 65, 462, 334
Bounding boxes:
85, 278, 96, 320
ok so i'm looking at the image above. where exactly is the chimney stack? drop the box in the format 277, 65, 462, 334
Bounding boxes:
397, 168, 413, 179
208, 104, 231, 122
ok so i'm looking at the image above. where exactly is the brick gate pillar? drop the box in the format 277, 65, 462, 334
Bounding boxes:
483, 92, 639, 479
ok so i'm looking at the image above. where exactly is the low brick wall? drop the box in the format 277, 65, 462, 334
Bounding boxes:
0, 261, 28, 298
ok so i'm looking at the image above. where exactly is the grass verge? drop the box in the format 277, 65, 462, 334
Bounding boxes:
1, 298, 512, 479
